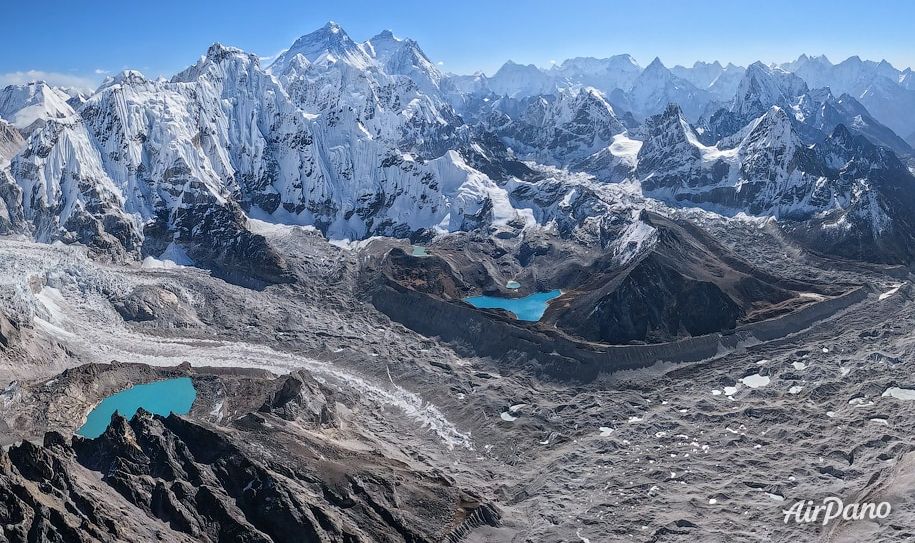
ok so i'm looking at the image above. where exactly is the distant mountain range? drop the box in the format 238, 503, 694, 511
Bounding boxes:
2, 21, 915, 283
454, 52, 915, 142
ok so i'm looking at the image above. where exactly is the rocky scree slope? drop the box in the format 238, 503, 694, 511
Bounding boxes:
0, 370, 499, 543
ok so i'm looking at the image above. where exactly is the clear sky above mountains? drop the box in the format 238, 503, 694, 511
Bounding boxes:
3, 0, 913, 90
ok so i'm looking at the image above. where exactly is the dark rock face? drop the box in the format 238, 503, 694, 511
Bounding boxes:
0, 120, 24, 163
0, 170, 24, 234
0, 405, 499, 543
479, 90, 626, 165
569, 253, 742, 344
142, 193, 295, 288
789, 127, 915, 263
549, 212, 813, 344
113, 285, 199, 327
804, 92, 913, 157
0, 313, 18, 350
640, 102, 915, 264
0, 122, 25, 234
636, 104, 712, 192
380, 248, 471, 299
258, 372, 336, 425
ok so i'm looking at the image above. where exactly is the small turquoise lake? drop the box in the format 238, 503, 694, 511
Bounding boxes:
77, 377, 197, 438
464, 289, 562, 322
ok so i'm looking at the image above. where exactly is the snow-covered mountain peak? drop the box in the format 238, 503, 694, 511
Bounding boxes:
554, 54, 640, 76
639, 103, 703, 153
171, 43, 263, 84
786, 54, 833, 72
900, 68, 915, 90
672, 60, 728, 90
488, 61, 556, 98
550, 55, 642, 96
479, 86, 626, 166
738, 105, 801, 151
364, 28, 443, 93
627, 59, 713, 122
104, 70, 150, 87
0, 81, 77, 134
658, 102, 688, 123
576, 87, 614, 109
364, 29, 402, 59
371, 29, 396, 40
842, 55, 864, 66
500, 60, 540, 75
734, 62, 809, 119
269, 21, 372, 74
3, 29, 915, 279
205, 43, 259, 64
643, 57, 669, 74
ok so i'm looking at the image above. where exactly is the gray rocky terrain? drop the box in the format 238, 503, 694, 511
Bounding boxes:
0, 215, 913, 542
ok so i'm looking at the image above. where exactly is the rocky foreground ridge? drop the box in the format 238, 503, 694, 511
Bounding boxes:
0, 370, 499, 543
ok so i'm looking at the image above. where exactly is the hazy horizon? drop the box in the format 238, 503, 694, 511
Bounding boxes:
3, 0, 914, 91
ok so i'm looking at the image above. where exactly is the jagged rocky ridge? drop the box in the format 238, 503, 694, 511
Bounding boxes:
0, 370, 499, 543
1, 22, 915, 281
638, 103, 915, 262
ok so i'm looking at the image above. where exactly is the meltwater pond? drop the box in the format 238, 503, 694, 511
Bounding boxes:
464, 289, 562, 322
77, 377, 197, 438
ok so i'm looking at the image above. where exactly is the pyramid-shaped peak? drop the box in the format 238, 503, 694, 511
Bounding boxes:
372, 29, 398, 41
285, 22, 361, 56
661, 102, 684, 117
646, 57, 667, 70
270, 21, 371, 73
839, 55, 864, 66
323, 21, 343, 33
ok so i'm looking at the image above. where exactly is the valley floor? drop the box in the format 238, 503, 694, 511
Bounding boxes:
1, 229, 914, 542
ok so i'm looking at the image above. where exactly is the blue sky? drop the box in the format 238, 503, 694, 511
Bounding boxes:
3, 0, 913, 90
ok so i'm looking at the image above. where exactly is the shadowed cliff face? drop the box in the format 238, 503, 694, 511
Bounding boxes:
560, 254, 743, 344
548, 212, 817, 344
0, 371, 499, 543
372, 212, 836, 346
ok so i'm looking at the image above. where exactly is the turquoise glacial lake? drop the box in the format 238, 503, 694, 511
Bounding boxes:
77, 377, 197, 438
464, 289, 562, 322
